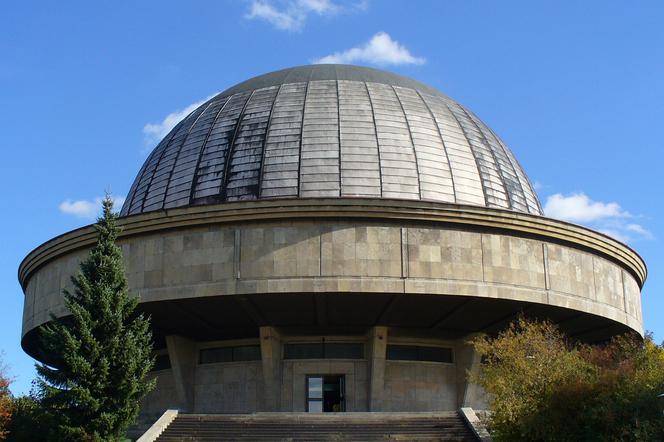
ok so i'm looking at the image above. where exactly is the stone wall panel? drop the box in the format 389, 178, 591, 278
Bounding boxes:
407, 228, 482, 280
482, 234, 546, 289
321, 225, 401, 277
593, 257, 625, 311
546, 243, 596, 298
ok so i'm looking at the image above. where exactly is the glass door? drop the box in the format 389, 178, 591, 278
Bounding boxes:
306, 375, 345, 412
306, 376, 323, 412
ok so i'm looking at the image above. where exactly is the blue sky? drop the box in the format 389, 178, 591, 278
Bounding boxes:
1, 1, 662, 395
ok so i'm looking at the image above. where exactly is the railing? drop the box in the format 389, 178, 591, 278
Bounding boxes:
136, 409, 179, 442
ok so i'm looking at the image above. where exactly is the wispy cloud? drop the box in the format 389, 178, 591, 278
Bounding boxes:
245, 0, 362, 32
313, 32, 426, 66
625, 223, 654, 240
543, 192, 651, 243
142, 93, 218, 150
59, 195, 126, 219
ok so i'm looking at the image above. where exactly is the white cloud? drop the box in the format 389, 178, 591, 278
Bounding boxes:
543, 192, 651, 244
59, 195, 126, 219
625, 223, 653, 239
299, 0, 339, 14
245, 0, 350, 31
142, 93, 218, 149
313, 32, 426, 66
543, 193, 628, 223
246, 1, 303, 30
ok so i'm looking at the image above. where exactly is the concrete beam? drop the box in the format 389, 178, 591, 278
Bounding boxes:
260, 326, 282, 411
368, 326, 388, 411
456, 335, 487, 410
165, 335, 197, 412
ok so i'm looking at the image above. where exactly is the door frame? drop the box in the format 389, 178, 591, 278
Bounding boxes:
305, 374, 346, 412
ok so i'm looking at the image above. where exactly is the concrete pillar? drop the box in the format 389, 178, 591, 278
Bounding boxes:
165, 335, 197, 412
368, 326, 388, 411
259, 326, 282, 411
456, 336, 488, 410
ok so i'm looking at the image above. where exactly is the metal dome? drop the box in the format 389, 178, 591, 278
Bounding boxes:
121, 65, 542, 216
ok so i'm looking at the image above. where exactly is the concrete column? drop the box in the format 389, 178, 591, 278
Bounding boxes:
259, 326, 282, 411
456, 335, 488, 410
165, 335, 197, 412
368, 326, 388, 411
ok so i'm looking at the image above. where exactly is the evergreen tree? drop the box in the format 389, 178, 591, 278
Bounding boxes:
36, 195, 155, 441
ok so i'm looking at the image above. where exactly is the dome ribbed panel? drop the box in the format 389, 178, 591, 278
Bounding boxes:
338, 80, 381, 197
124, 121, 182, 215
162, 96, 231, 209
366, 82, 420, 200
260, 82, 307, 198
464, 111, 529, 213
394, 86, 455, 203
142, 105, 208, 212
225, 86, 280, 201
418, 93, 486, 207
122, 65, 542, 216
121, 154, 151, 217
444, 98, 511, 210
470, 114, 542, 215
299, 80, 340, 197
190, 91, 252, 203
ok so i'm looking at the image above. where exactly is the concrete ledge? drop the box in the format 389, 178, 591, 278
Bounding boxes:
460, 407, 492, 442
136, 409, 178, 442
18, 198, 646, 289
19, 202, 646, 344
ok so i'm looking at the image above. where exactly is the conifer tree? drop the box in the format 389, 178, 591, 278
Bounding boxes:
36, 195, 154, 441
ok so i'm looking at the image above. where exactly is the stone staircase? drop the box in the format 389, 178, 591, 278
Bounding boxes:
153, 412, 478, 441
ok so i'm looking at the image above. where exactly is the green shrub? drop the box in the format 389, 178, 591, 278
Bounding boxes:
471, 318, 664, 441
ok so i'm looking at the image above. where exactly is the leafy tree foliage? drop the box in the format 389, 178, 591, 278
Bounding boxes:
5, 388, 55, 442
35, 196, 155, 441
471, 318, 664, 441
0, 359, 12, 440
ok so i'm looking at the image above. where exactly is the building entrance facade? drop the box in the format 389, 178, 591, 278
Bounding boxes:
306, 375, 345, 412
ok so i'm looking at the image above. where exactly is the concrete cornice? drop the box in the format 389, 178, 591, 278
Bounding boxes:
18, 198, 647, 291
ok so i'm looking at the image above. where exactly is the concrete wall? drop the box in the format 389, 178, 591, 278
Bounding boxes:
195, 361, 263, 413
22, 219, 644, 339
139, 370, 178, 425
138, 331, 470, 417
383, 361, 457, 411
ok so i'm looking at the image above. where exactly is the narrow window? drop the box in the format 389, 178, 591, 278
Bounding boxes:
284, 343, 363, 360
386, 345, 453, 363
199, 345, 261, 364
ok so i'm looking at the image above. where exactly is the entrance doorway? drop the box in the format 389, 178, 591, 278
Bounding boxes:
306, 375, 345, 412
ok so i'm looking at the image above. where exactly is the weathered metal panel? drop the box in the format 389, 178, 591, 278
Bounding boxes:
120, 66, 543, 216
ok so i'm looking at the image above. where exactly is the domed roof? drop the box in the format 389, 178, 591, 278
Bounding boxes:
121, 65, 542, 216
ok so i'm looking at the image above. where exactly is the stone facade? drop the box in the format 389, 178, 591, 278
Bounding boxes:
17, 200, 645, 417
22, 216, 643, 340
138, 328, 483, 418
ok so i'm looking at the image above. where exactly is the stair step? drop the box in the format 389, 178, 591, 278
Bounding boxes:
154, 412, 478, 442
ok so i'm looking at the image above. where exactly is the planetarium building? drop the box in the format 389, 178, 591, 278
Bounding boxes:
19, 65, 645, 423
